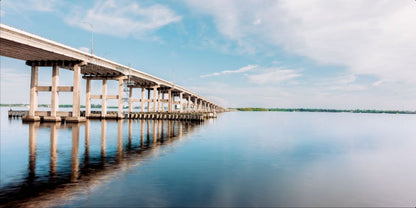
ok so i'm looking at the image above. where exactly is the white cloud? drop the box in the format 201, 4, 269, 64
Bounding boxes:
184, 0, 416, 83
2, 0, 59, 12
372, 80, 384, 87
200, 64, 258, 78
65, 0, 181, 38
247, 68, 301, 84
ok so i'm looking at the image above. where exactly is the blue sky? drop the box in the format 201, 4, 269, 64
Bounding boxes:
1, 0, 415, 110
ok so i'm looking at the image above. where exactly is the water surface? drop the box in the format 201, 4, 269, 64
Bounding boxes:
1, 108, 415, 207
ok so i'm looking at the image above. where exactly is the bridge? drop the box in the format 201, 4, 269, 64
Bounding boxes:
0, 24, 225, 122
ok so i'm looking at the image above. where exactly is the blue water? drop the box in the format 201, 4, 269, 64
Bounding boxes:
1, 108, 416, 207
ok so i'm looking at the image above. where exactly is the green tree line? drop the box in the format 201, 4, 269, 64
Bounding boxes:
233, 108, 416, 114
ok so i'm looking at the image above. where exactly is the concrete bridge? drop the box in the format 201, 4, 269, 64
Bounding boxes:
0, 24, 225, 122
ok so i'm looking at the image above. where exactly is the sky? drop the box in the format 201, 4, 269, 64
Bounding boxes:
1, 0, 415, 110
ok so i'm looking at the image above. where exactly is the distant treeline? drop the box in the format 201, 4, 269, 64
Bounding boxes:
233, 108, 416, 114
1, 104, 78, 108
0, 104, 27, 107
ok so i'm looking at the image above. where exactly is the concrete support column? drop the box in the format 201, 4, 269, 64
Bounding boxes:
194, 98, 198, 112
162, 92, 169, 111
24, 65, 40, 121
179, 92, 183, 113
153, 86, 158, 112
45, 65, 61, 122
128, 87, 133, 113
72, 65, 81, 117
102, 80, 107, 117
117, 78, 123, 118
168, 89, 172, 113
141, 87, 145, 112
67, 65, 85, 122
187, 97, 191, 112
51, 65, 59, 116
157, 91, 162, 112
147, 88, 151, 112
197, 99, 200, 112
85, 79, 91, 117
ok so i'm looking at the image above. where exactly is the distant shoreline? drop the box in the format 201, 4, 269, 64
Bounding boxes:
231, 108, 416, 114
1, 104, 414, 114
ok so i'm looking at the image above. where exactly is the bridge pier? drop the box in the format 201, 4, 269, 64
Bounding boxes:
101, 79, 108, 117
179, 92, 183, 113
43, 65, 61, 122
85, 79, 91, 117
140, 87, 145, 112
67, 64, 86, 122
147, 88, 151, 112
153, 86, 158, 112
186, 96, 191, 112
168, 89, 173, 113
117, 78, 123, 118
23, 61, 87, 122
22, 65, 40, 122
128, 87, 133, 113
83, 76, 125, 119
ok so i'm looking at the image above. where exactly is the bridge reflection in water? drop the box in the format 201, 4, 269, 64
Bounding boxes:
0, 119, 201, 207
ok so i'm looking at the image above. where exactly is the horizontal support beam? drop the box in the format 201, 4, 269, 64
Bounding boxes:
37, 86, 73, 92
129, 98, 163, 103
90, 95, 102, 99
107, 95, 119, 99
82, 75, 126, 80
58, 86, 74, 92
90, 95, 119, 99
37, 86, 52, 91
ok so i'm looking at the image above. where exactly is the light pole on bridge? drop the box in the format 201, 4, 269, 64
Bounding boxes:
82, 21, 94, 55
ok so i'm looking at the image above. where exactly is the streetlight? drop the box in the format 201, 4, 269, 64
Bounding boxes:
82, 21, 94, 55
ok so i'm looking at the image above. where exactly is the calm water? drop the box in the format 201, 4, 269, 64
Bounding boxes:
1, 107, 415, 207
